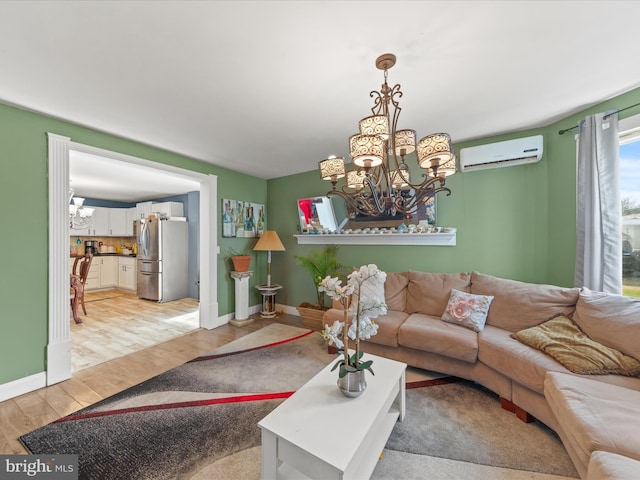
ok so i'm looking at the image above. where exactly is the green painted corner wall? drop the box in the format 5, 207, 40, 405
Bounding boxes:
267, 86, 640, 310
3, 83, 640, 389
0, 102, 266, 385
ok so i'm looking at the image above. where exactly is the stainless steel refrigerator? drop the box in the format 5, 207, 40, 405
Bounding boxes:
137, 218, 189, 302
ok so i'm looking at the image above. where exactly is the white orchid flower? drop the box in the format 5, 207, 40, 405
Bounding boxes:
321, 320, 344, 349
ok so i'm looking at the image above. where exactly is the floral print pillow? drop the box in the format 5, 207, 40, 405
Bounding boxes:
442, 289, 494, 332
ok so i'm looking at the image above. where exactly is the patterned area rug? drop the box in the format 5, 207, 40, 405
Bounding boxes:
21, 324, 578, 479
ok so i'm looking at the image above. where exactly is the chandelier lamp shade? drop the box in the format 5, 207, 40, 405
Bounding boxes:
319, 53, 457, 217
319, 156, 346, 185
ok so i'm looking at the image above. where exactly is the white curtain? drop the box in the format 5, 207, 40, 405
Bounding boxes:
574, 111, 621, 293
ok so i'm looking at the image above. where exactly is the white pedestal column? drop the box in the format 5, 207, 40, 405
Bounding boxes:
230, 271, 254, 327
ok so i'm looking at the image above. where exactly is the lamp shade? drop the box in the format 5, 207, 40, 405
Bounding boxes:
416, 133, 455, 170
346, 169, 366, 189
390, 167, 410, 188
319, 156, 345, 181
394, 129, 416, 157
359, 115, 389, 139
253, 230, 285, 251
349, 134, 384, 168
432, 155, 457, 178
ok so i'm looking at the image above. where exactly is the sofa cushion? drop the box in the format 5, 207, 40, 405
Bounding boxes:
587, 451, 640, 480
362, 310, 408, 348
512, 315, 640, 376
573, 288, 640, 361
406, 271, 471, 316
544, 372, 640, 478
479, 325, 568, 394
398, 313, 478, 363
384, 272, 409, 312
470, 272, 580, 332
442, 288, 494, 332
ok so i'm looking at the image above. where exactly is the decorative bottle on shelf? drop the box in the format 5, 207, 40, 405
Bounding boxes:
257, 207, 264, 235
235, 202, 244, 238
247, 206, 255, 237
223, 201, 233, 237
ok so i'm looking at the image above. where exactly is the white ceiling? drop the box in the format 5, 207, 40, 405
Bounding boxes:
69, 150, 201, 202
2, 1, 640, 200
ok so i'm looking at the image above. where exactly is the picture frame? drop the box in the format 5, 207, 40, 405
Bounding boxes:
222, 199, 265, 238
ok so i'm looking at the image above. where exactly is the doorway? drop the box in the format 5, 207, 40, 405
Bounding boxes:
48, 133, 220, 385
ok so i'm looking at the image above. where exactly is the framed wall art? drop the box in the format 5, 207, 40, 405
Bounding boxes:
222, 199, 265, 238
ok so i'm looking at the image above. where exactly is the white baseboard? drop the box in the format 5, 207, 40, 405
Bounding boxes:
0, 372, 47, 402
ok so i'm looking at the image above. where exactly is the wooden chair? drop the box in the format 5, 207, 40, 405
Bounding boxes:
70, 254, 93, 324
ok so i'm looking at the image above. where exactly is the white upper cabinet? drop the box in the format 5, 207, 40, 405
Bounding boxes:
136, 201, 153, 220
126, 207, 137, 236
70, 206, 138, 237
108, 208, 128, 236
91, 207, 110, 236
153, 201, 184, 217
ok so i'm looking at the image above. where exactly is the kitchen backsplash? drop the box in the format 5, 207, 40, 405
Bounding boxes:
70, 235, 137, 255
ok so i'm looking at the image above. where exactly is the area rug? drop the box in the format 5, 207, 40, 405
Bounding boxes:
21, 324, 578, 479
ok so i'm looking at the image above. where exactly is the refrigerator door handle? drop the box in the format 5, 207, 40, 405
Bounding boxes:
140, 221, 149, 257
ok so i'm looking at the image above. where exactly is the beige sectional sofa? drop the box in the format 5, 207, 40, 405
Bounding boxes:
322, 271, 640, 479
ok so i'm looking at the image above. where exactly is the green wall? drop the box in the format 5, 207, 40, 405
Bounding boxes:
0, 102, 266, 385
267, 87, 640, 309
3, 84, 640, 390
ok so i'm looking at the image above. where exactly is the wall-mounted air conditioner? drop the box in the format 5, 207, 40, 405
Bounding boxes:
459, 135, 543, 172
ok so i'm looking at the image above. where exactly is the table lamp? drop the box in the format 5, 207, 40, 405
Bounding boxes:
253, 230, 286, 286
253, 230, 285, 318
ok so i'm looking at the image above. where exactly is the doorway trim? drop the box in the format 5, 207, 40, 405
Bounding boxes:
47, 133, 219, 385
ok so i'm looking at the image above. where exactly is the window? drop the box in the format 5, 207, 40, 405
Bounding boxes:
619, 114, 640, 297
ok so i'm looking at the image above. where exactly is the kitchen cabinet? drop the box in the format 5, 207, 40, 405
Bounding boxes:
70, 206, 138, 237
136, 201, 153, 220
126, 207, 137, 236
153, 201, 184, 217
92, 207, 110, 236
118, 257, 137, 291
72, 211, 95, 236
99, 256, 117, 287
108, 208, 128, 236
71, 255, 135, 292
85, 262, 100, 290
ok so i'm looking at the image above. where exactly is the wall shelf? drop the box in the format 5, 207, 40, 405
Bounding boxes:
294, 231, 456, 246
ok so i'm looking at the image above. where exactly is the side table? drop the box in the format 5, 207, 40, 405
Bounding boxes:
230, 271, 254, 327
255, 283, 282, 318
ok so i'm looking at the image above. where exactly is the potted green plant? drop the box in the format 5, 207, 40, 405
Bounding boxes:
294, 245, 346, 326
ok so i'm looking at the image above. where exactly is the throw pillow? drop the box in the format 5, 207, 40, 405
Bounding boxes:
441, 289, 494, 332
511, 315, 640, 376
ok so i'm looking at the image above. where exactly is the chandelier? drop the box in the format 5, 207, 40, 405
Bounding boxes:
69, 187, 94, 229
319, 53, 456, 218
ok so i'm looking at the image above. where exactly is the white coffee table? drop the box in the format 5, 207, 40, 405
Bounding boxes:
258, 352, 406, 480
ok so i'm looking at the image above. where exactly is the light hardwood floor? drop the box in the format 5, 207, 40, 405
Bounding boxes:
72, 290, 200, 371
1, 309, 310, 455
